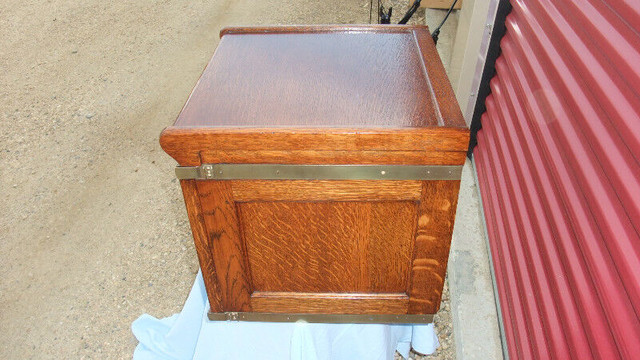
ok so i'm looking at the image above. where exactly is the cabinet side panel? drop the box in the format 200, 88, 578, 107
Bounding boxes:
408, 180, 461, 313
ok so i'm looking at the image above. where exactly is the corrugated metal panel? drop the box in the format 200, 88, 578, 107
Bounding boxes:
473, 0, 640, 358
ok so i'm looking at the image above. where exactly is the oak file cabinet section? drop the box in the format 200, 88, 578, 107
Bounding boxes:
160, 25, 469, 323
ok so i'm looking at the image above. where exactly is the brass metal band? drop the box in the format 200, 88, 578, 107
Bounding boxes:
175, 164, 463, 181
207, 311, 434, 324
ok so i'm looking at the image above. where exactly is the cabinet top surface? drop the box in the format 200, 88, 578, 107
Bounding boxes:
172, 25, 465, 129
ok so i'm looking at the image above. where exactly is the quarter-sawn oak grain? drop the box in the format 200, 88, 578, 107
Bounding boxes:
161, 127, 469, 166
239, 201, 415, 294
408, 180, 461, 313
250, 292, 409, 314
196, 180, 252, 312
231, 180, 422, 202
179, 180, 223, 312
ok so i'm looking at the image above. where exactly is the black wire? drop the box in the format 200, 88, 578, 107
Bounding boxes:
431, 0, 458, 44
434, 0, 458, 31
398, 0, 421, 24
369, 0, 373, 24
379, 6, 392, 24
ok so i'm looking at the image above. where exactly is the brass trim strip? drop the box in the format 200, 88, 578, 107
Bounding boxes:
176, 164, 462, 181
207, 311, 434, 324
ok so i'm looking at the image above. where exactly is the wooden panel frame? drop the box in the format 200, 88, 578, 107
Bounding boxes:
251, 292, 409, 314
181, 178, 460, 316
179, 180, 223, 312
231, 180, 423, 202
408, 180, 461, 314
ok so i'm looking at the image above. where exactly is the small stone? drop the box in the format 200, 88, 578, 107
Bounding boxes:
85, 113, 94, 119
71, 50, 78, 54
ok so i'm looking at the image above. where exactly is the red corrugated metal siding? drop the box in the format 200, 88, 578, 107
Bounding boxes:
473, 0, 640, 358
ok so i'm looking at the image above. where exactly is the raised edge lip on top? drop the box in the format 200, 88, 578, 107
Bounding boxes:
219, 24, 431, 38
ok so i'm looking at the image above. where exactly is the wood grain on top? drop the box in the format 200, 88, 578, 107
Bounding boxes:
173, 25, 465, 129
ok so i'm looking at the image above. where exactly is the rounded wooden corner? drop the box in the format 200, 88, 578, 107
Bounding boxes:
159, 126, 175, 154
159, 126, 199, 166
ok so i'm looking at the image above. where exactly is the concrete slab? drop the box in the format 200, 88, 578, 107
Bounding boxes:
448, 159, 503, 360
424, 6, 504, 359
425, 8, 460, 77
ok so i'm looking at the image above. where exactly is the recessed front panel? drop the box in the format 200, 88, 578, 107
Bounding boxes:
239, 201, 417, 294
186, 178, 461, 317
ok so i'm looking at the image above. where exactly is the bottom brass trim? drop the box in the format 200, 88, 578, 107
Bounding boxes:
207, 311, 434, 324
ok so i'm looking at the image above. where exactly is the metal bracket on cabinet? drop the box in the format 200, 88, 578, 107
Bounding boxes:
175, 164, 463, 181
207, 311, 434, 324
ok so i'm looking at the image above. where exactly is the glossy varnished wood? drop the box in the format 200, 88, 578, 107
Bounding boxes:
161, 127, 469, 166
195, 180, 252, 312
179, 180, 223, 311
159, 25, 469, 167
199, 149, 467, 166
250, 292, 409, 314
163, 26, 468, 318
414, 29, 464, 127
173, 25, 463, 129
231, 180, 422, 202
239, 201, 416, 294
220, 24, 432, 36
407, 180, 461, 314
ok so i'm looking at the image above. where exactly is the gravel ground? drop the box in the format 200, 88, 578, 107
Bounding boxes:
0, 1, 455, 358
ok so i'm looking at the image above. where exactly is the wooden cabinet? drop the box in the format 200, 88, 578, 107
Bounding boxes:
160, 25, 469, 323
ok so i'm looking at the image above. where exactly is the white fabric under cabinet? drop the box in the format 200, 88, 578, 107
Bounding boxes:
132, 271, 439, 360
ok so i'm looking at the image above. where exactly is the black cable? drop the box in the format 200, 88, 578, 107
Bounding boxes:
431, 0, 458, 44
379, 5, 392, 24
369, 0, 373, 23
398, 0, 421, 24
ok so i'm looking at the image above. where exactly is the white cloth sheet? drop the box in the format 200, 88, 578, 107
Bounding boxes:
132, 271, 439, 359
